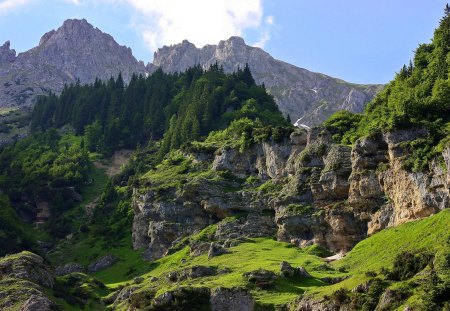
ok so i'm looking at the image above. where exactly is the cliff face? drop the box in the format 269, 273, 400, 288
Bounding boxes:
0, 19, 148, 108
152, 37, 383, 126
132, 128, 450, 260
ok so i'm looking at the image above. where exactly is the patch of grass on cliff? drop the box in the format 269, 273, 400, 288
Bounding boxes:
141, 151, 211, 191
128, 237, 343, 307
308, 209, 450, 307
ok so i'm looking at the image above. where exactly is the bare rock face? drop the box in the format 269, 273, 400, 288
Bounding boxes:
349, 130, 450, 235
210, 287, 255, 311
55, 262, 85, 276
0, 251, 54, 288
0, 252, 56, 311
0, 41, 16, 65
153, 37, 383, 126
132, 126, 450, 259
0, 19, 148, 108
132, 189, 214, 260
87, 254, 117, 273
19, 295, 55, 311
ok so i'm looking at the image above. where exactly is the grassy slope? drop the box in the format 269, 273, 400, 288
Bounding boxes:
306, 209, 450, 308
108, 236, 344, 308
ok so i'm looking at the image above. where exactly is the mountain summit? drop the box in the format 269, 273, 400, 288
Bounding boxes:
0, 19, 382, 125
0, 19, 148, 108
152, 37, 383, 125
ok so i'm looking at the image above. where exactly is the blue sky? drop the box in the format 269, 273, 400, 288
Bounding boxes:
0, 0, 448, 84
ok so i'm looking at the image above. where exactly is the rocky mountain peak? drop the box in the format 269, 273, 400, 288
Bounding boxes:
152, 37, 383, 125
0, 41, 16, 64
220, 36, 246, 47
0, 19, 382, 125
39, 30, 56, 46
0, 18, 148, 107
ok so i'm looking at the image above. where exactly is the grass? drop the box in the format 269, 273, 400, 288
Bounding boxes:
307, 209, 450, 304
125, 237, 343, 307
0, 107, 18, 116
48, 233, 150, 286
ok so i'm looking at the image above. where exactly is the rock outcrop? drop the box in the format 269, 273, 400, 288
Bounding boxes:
210, 287, 255, 311
0, 41, 16, 65
152, 37, 383, 125
0, 252, 56, 311
132, 126, 450, 260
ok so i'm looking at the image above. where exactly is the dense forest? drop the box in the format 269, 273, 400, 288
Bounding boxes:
0, 65, 289, 254
31, 64, 287, 156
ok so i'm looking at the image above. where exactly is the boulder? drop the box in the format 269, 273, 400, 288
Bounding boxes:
243, 269, 277, 288
0, 252, 54, 288
210, 287, 255, 311
19, 295, 55, 311
208, 243, 229, 259
295, 266, 312, 278
55, 263, 85, 276
280, 261, 295, 277
88, 254, 117, 273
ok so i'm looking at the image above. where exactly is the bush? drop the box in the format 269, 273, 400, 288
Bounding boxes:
330, 288, 350, 306
387, 251, 434, 281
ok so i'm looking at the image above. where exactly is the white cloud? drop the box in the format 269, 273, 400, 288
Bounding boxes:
1, 0, 273, 51
114, 0, 269, 51
0, 0, 34, 12
266, 15, 274, 25
254, 15, 274, 48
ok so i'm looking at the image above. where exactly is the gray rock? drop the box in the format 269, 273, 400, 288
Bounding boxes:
113, 286, 139, 305
0, 251, 54, 288
280, 261, 295, 277
210, 287, 255, 311
0, 41, 16, 64
133, 277, 144, 284
320, 276, 348, 284
190, 241, 211, 257
243, 269, 277, 288
208, 243, 229, 259
0, 19, 149, 108
88, 254, 117, 272
19, 295, 55, 311
167, 271, 178, 282
295, 266, 312, 278
168, 265, 217, 283
154, 292, 173, 307
55, 263, 85, 276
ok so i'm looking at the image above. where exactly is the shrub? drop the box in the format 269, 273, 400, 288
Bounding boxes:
387, 251, 434, 281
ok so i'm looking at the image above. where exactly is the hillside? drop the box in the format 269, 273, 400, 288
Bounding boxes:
1, 5, 450, 311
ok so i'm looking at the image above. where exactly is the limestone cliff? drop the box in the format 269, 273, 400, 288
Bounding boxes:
132, 127, 450, 261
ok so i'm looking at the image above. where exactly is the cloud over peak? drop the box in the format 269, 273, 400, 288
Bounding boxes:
122, 0, 269, 51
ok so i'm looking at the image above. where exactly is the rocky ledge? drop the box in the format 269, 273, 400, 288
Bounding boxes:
132, 126, 450, 261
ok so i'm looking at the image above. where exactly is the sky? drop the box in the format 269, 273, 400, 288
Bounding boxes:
0, 0, 448, 84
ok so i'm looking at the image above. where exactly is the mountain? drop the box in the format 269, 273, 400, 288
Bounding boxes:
0, 19, 148, 108
0, 19, 382, 126
152, 37, 383, 125
2, 7, 450, 310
